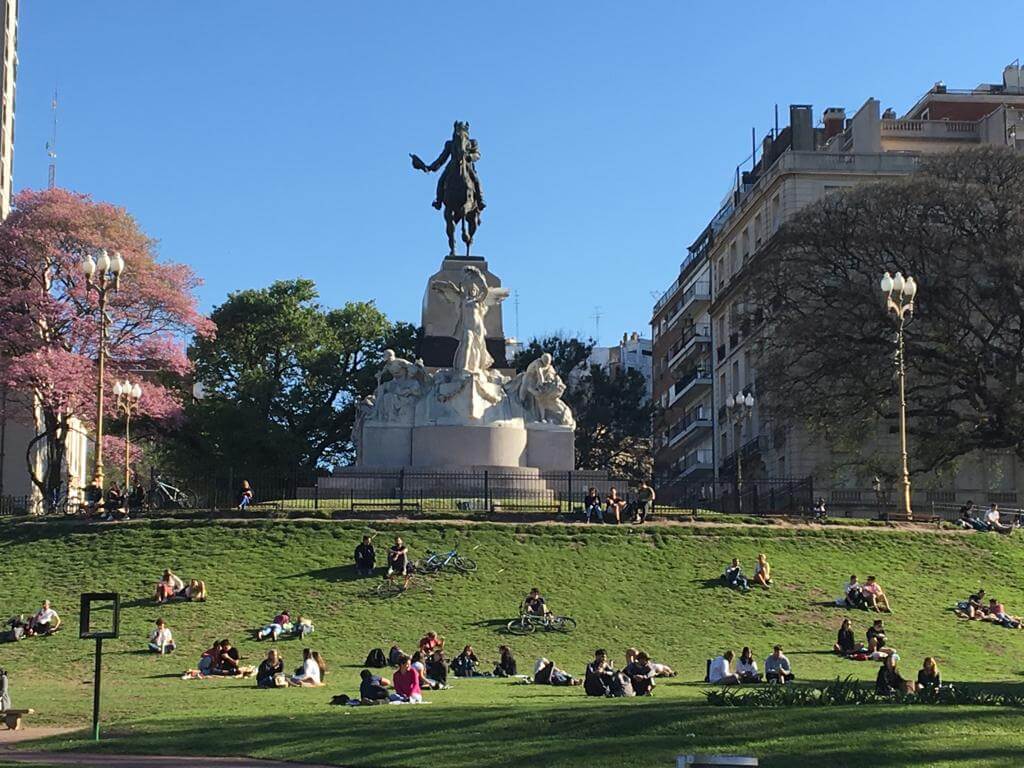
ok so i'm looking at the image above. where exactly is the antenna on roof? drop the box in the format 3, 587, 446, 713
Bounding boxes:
46, 87, 58, 189
513, 289, 520, 339
592, 306, 602, 345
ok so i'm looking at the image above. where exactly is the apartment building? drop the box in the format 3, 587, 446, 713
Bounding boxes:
654, 64, 1024, 500
589, 332, 653, 397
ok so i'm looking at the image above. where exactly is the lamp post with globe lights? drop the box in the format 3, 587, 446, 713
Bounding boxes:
880, 270, 917, 520
113, 380, 142, 497
80, 249, 125, 486
725, 391, 755, 513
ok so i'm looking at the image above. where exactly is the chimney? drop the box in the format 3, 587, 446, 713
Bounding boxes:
823, 107, 846, 140
790, 105, 814, 151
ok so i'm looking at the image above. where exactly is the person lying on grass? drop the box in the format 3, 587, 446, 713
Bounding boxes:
985, 598, 1023, 629
833, 618, 869, 656
764, 645, 794, 684
862, 575, 892, 613
533, 657, 579, 686
256, 610, 291, 641
147, 618, 175, 655
723, 558, 750, 592
736, 646, 761, 683
955, 589, 987, 620
289, 647, 326, 686
257, 649, 285, 688
625, 647, 675, 677
753, 553, 772, 589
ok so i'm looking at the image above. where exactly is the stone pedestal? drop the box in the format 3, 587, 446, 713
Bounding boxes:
420, 256, 508, 369
411, 424, 527, 467
526, 422, 575, 470
361, 424, 413, 467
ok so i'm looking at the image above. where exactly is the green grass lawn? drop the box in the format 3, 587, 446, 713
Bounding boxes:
1, 517, 1023, 767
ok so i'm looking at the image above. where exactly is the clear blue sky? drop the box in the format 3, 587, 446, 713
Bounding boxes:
14, 2, 1024, 345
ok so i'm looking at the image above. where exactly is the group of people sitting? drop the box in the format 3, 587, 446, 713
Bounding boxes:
583, 648, 676, 697
707, 646, 794, 685
837, 574, 892, 612
875, 654, 943, 696
255, 610, 315, 641
256, 648, 327, 688
5, 600, 61, 640
154, 569, 207, 604
582, 482, 655, 524
80, 479, 147, 519
722, 554, 772, 592
955, 589, 1023, 629
832, 618, 893, 660
957, 501, 1017, 534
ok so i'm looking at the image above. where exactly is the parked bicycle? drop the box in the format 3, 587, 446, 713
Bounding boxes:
375, 573, 434, 598
506, 611, 577, 635
148, 475, 199, 510
416, 546, 478, 574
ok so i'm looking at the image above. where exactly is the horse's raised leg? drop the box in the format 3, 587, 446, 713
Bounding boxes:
463, 215, 477, 257
445, 210, 456, 257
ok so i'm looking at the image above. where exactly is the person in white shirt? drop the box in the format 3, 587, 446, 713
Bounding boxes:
764, 645, 794, 684
985, 504, 1012, 534
28, 601, 60, 636
736, 646, 761, 683
148, 618, 176, 654
708, 650, 741, 685
289, 648, 324, 686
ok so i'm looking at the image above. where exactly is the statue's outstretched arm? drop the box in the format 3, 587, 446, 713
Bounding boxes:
411, 142, 451, 174
431, 280, 461, 302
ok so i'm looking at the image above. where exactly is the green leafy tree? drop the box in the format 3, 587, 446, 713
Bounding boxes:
170, 279, 415, 476
745, 147, 1024, 477
514, 334, 653, 479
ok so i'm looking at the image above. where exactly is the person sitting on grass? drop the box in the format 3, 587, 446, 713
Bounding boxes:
197, 640, 222, 676
257, 649, 285, 688
633, 480, 655, 523
625, 647, 676, 678
26, 600, 60, 636
866, 620, 894, 658
724, 558, 750, 592
605, 487, 626, 524
842, 574, 866, 609
584, 649, 616, 697
411, 651, 441, 690
387, 537, 412, 591
736, 646, 761, 683
875, 653, 910, 696
392, 655, 424, 702
256, 610, 291, 641
834, 618, 868, 656
289, 647, 324, 686
184, 578, 207, 602
708, 650, 741, 685
388, 643, 406, 667
584, 487, 603, 523
354, 535, 376, 577
986, 598, 1023, 629
238, 480, 253, 510
215, 639, 242, 676
154, 569, 185, 604
523, 588, 551, 618
494, 645, 517, 677
862, 575, 892, 613
812, 497, 828, 521
452, 645, 481, 677
753, 553, 772, 589
426, 649, 449, 687
624, 651, 657, 695
533, 657, 579, 686
147, 618, 175, 655
916, 656, 941, 693
292, 614, 314, 639
985, 503, 1013, 534
958, 501, 988, 531
359, 668, 391, 704
418, 631, 445, 654
764, 645, 794, 684
955, 589, 987, 620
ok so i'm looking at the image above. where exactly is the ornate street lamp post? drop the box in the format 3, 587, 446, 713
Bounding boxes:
880, 271, 918, 521
113, 380, 142, 496
725, 391, 755, 513
80, 249, 125, 486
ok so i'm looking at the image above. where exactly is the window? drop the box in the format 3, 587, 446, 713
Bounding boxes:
771, 194, 781, 230
729, 242, 738, 275
742, 227, 750, 259
754, 213, 763, 247
721, 432, 729, 458
731, 361, 739, 394
719, 373, 726, 405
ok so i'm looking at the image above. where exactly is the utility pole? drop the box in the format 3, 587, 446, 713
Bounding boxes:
592, 306, 602, 345
46, 88, 58, 189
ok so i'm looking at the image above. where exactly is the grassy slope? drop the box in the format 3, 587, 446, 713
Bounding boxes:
1, 518, 1023, 768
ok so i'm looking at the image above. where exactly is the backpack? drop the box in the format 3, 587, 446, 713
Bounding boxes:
365, 648, 388, 668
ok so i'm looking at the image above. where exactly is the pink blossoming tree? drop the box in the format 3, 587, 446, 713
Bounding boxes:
0, 188, 214, 507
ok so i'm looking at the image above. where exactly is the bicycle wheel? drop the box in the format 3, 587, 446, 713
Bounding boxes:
180, 490, 199, 509
376, 580, 403, 597
506, 616, 535, 635
409, 578, 433, 594
549, 616, 577, 633
453, 556, 477, 573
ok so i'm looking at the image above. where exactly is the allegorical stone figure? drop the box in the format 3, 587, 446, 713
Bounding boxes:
371, 350, 428, 423
518, 353, 575, 427
411, 121, 486, 257
431, 266, 508, 375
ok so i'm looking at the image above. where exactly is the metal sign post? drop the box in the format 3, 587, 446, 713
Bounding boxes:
79, 593, 120, 742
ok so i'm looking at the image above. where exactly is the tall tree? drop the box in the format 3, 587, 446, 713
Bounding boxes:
183, 279, 415, 475
0, 189, 213, 505
514, 334, 653, 479
745, 147, 1024, 478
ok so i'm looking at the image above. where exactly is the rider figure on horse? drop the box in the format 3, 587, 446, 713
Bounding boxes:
411, 121, 486, 213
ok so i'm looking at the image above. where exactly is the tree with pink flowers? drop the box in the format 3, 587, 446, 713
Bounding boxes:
0, 188, 214, 507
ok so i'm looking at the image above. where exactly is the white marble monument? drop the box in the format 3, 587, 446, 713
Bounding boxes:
353, 261, 575, 470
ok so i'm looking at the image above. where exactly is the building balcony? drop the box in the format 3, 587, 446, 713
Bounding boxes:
678, 448, 714, 478
667, 324, 712, 370
668, 367, 712, 406
719, 436, 764, 475
663, 282, 712, 333
880, 118, 979, 140
667, 409, 713, 448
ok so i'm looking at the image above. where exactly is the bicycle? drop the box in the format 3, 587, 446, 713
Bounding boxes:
148, 475, 199, 510
416, 546, 478, 574
375, 573, 434, 598
506, 611, 577, 635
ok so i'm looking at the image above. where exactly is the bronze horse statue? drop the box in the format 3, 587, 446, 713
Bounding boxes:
411, 121, 485, 258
